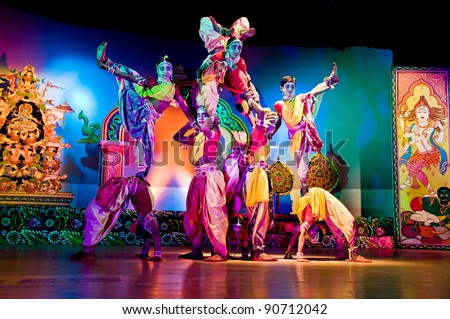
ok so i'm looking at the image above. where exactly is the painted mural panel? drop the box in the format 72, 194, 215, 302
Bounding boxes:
393, 67, 450, 248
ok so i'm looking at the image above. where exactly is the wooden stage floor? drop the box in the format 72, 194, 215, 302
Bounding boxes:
1, 244, 450, 299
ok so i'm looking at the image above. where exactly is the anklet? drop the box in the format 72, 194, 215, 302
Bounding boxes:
253, 245, 265, 251
107, 61, 119, 74
136, 75, 145, 86
153, 251, 162, 258
296, 252, 304, 259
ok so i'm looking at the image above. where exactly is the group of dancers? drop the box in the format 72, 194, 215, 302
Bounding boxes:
70, 16, 371, 263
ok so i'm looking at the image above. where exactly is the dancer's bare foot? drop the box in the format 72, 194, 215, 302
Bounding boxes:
295, 252, 309, 262
209, 16, 220, 33
350, 255, 372, 263
237, 131, 247, 145
252, 252, 277, 262
204, 255, 227, 262
96, 41, 109, 67
329, 62, 339, 85
239, 28, 256, 41
296, 257, 310, 263
233, 131, 241, 144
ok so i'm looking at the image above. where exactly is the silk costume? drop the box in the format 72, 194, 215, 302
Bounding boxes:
81, 64, 175, 252
295, 187, 357, 258
182, 129, 229, 260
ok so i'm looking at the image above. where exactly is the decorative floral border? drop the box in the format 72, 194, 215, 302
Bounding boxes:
0, 206, 395, 249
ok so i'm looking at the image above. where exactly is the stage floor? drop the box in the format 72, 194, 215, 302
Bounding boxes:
1, 245, 449, 299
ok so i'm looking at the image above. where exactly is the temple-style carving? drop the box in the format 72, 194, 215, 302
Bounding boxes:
0, 63, 73, 205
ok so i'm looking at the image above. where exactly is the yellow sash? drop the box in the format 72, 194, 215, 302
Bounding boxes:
190, 132, 205, 165
245, 167, 269, 206
137, 82, 175, 101
295, 187, 327, 222
282, 97, 304, 156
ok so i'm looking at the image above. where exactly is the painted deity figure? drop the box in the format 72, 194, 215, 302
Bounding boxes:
399, 95, 447, 197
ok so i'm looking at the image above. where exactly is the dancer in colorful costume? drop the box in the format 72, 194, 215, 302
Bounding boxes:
194, 16, 262, 125
274, 63, 339, 195
294, 187, 372, 263
70, 42, 196, 261
223, 130, 250, 259
174, 106, 229, 262
243, 105, 281, 261
199, 16, 255, 56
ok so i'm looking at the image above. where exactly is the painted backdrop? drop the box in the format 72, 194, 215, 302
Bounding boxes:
0, 5, 393, 218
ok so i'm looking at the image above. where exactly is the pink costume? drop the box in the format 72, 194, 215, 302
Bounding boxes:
184, 164, 229, 259
223, 132, 250, 258
73, 63, 174, 260
223, 133, 247, 211
82, 176, 155, 250
182, 129, 228, 260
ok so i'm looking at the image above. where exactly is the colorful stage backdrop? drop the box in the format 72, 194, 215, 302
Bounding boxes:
1, 5, 393, 221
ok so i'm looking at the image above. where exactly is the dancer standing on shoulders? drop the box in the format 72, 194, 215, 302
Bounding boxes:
195, 16, 263, 126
